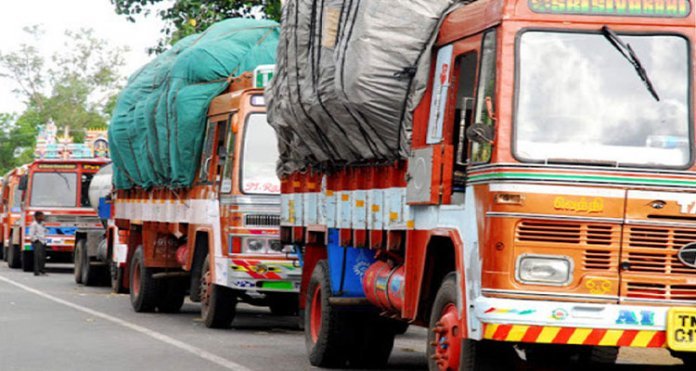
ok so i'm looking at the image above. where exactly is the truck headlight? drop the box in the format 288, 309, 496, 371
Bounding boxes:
244, 238, 265, 253
516, 254, 573, 286
268, 240, 283, 252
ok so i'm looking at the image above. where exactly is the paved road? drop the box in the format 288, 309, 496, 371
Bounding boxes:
0, 263, 689, 370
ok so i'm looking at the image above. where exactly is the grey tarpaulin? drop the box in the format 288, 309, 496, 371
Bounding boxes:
266, 0, 459, 176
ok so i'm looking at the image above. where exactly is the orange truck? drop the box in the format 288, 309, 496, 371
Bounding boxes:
273, 0, 696, 369
11, 158, 109, 271
109, 71, 301, 326
1, 167, 26, 263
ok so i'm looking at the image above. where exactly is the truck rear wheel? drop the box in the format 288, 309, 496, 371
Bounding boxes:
74, 240, 84, 284
129, 246, 157, 312
428, 273, 515, 371
268, 292, 299, 316
200, 255, 236, 328
7, 243, 20, 269
305, 260, 350, 368
21, 250, 34, 272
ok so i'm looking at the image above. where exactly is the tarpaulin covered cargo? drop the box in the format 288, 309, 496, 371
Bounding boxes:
109, 18, 279, 190
267, 0, 458, 175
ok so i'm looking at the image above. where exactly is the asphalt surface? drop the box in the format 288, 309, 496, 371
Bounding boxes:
0, 263, 690, 371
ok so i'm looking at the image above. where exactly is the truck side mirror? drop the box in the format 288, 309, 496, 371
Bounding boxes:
18, 175, 28, 191
466, 123, 494, 144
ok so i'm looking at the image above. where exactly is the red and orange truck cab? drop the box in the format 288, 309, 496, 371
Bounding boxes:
14, 158, 108, 271
1, 167, 26, 263
278, 0, 696, 369
112, 72, 300, 325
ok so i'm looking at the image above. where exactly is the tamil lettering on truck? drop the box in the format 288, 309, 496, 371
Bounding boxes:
267, 0, 696, 369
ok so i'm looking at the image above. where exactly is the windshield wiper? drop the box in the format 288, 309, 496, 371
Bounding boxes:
53, 170, 72, 191
601, 25, 660, 101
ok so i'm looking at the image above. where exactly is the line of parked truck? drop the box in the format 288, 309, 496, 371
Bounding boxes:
2, 0, 696, 369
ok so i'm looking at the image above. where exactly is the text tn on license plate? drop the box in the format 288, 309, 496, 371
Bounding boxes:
667, 308, 696, 352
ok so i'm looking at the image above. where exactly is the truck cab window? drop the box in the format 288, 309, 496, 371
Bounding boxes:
221, 114, 237, 193
452, 52, 478, 193
81, 173, 94, 207
198, 121, 217, 183
471, 30, 497, 163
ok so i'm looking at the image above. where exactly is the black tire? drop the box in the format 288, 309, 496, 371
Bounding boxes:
21, 250, 33, 272
110, 260, 127, 294
200, 255, 236, 328
81, 241, 102, 286
305, 260, 350, 368
74, 240, 84, 284
1, 245, 6, 262
129, 246, 158, 312
268, 293, 299, 316
7, 243, 20, 269
428, 273, 515, 371
157, 279, 186, 313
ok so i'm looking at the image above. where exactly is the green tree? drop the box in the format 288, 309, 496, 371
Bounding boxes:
0, 26, 127, 169
111, 0, 281, 53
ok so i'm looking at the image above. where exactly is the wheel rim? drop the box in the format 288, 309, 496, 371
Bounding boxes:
431, 303, 462, 371
201, 262, 212, 316
132, 259, 141, 297
309, 285, 322, 343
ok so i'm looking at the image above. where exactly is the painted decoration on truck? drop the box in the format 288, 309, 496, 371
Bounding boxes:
528, 0, 691, 17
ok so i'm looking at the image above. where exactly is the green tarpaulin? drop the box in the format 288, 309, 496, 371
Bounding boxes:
109, 18, 279, 190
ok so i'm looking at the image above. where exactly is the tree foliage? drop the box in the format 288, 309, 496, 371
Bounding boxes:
111, 0, 281, 53
0, 26, 127, 174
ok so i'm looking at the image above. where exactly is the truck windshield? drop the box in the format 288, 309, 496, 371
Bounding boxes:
30, 172, 77, 207
515, 31, 690, 168
241, 113, 280, 194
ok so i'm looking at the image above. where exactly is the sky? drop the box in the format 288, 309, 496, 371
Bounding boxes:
0, 0, 166, 114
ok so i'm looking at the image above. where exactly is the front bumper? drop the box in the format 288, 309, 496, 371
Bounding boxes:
23, 237, 75, 252
475, 296, 669, 348
223, 257, 301, 293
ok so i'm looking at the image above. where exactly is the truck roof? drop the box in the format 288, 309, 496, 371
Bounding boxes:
439, 0, 694, 45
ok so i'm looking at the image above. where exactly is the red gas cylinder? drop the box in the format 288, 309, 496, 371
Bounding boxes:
362, 260, 405, 313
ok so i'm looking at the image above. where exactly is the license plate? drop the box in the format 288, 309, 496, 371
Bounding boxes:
667, 308, 696, 352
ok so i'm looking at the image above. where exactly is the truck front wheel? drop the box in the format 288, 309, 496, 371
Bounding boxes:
428, 273, 515, 371
111, 260, 127, 294
129, 246, 157, 312
21, 249, 34, 272
7, 243, 20, 269
200, 255, 236, 328
74, 240, 84, 284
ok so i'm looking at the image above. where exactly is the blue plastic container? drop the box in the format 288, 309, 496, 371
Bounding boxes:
326, 228, 375, 297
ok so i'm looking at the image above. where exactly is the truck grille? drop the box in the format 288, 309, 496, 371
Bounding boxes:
622, 225, 696, 303
626, 282, 696, 302
623, 226, 696, 275
515, 221, 616, 271
244, 214, 280, 227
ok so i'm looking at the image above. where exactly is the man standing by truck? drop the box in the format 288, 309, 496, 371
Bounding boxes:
28, 211, 46, 276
